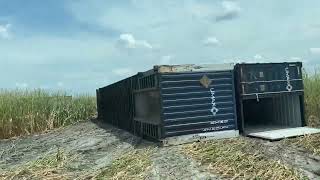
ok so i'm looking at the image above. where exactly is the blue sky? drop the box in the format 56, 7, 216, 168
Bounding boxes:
0, 0, 320, 94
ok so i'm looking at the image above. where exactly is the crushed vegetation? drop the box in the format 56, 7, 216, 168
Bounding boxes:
0, 147, 76, 180
284, 134, 320, 156
183, 138, 306, 180
95, 148, 153, 180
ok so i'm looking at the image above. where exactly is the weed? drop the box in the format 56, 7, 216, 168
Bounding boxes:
184, 138, 306, 180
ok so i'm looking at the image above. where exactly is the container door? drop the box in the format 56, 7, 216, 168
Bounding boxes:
235, 62, 320, 140
160, 70, 237, 138
248, 127, 320, 140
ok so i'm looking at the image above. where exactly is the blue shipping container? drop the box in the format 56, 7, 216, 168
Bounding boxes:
133, 64, 239, 145
234, 62, 306, 136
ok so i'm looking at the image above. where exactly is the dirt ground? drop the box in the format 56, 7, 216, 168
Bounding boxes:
0, 120, 320, 180
238, 138, 320, 179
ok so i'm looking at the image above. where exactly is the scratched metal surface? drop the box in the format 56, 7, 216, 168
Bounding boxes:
159, 70, 238, 138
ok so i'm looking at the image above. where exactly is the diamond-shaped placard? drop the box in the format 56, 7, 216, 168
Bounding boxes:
200, 75, 212, 88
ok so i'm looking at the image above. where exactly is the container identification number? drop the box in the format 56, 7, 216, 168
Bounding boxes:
210, 119, 229, 125
210, 88, 219, 116
202, 125, 230, 132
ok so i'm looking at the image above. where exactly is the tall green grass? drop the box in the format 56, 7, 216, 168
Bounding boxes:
304, 71, 320, 127
0, 89, 96, 139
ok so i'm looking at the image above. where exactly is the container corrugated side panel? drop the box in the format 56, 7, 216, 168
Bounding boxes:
271, 94, 302, 127
98, 75, 139, 132
96, 89, 101, 119
159, 70, 237, 137
239, 62, 302, 82
236, 62, 304, 98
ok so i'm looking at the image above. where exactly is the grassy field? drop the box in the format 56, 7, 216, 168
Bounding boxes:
293, 71, 320, 156
0, 71, 319, 140
0, 89, 96, 139
304, 71, 320, 127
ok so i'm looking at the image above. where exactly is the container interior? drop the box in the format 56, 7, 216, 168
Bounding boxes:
242, 94, 302, 134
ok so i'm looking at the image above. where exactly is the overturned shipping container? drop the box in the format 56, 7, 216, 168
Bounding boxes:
235, 62, 320, 140
97, 64, 239, 145
97, 75, 141, 132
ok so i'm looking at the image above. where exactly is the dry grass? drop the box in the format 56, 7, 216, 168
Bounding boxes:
291, 72, 320, 157
95, 149, 153, 180
0, 147, 76, 180
184, 138, 306, 180
0, 89, 96, 139
285, 134, 320, 156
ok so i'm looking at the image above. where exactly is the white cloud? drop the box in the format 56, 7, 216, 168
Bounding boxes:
118, 33, 153, 49
203, 37, 220, 46
0, 23, 11, 39
119, 34, 135, 47
112, 68, 135, 77
216, 1, 241, 22
254, 54, 263, 59
15, 82, 28, 88
160, 55, 173, 65
310, 48, 320, 55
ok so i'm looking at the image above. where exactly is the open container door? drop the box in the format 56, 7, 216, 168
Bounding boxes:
235, 62, 320, 140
